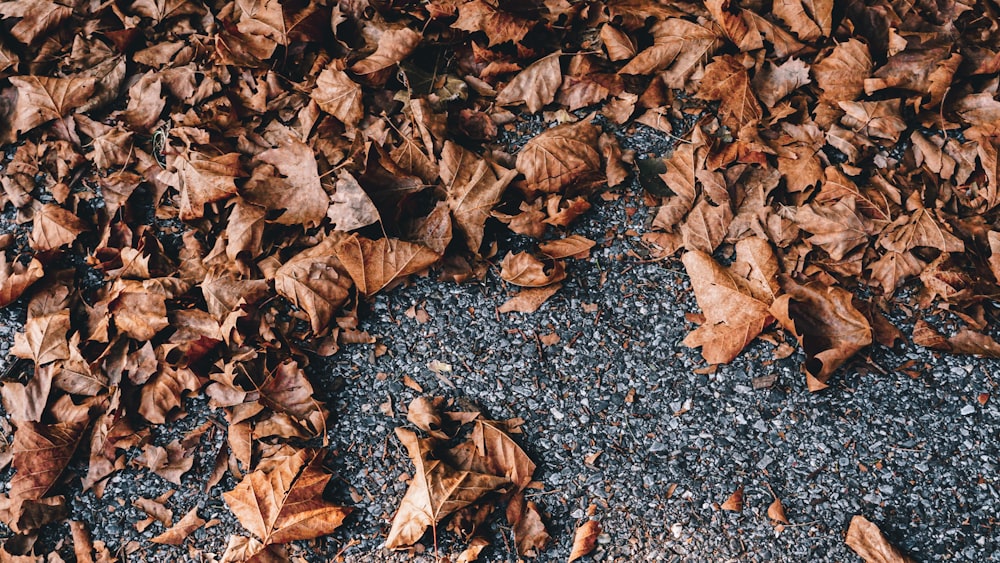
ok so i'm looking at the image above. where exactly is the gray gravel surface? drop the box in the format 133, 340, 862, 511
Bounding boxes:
2, 124, 1000, 562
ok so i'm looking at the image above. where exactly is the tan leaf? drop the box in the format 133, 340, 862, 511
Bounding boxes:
335, 235, 439, 297
913, 322, 1000, 358
386, 428, 510, 549
455, 537, 489, 563
839, 100, 907, 143
845, 515, 914, 563
242, 135, 329, 228
259, 360, 326, 434
0, 0, 72, 44
696, 55, 761, 131
770, 278, 872, 390
506, 493, 550, 556
867, 251, 924, 295
150, 507, 206, 545
600, 24, 636, 61
171, 151, 244, 221
752, 58, 811, 108
496, 52, 562, 114
498, 284, 562, 314
9, 75, 97, 135
9, 419, 87, 503
680, 198, 733, 255
138, 366, 201, 425
0, 256, 43, 307
568, 520, 601, 562
538, 236, 595, 259
813, 39, 872, 102
681, 238, 778, 364
312, 64, 363, 128
516, 120, 601, 195
619, 18, 719, 82
453, 0, 533, 46
500, 252, 566, 288
200, 266, 270, 321
30, 203, 85, 252
275, 237, 352, 334
773, 0, 832, 41
351, 28, 422, 76
327, 170, 380, 232
224, 449, 350, 545
721, 485, 744, 512
795, 199, 869, 261
120, 71, 164, 132
137, 441, 194, 485
11, 306, 71, 366
768, 497, 789, 524
441, 142, 518, 252
110, 291, 168, 341
880, 206, 965, 255
406, 396, 448, 439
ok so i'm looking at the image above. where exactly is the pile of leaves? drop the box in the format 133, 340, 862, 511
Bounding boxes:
1, 0, 1000, 559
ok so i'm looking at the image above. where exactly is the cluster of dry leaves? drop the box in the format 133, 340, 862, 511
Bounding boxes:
0, 0, 997, 559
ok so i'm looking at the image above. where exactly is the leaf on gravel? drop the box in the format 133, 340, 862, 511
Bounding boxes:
568, 520, 601, 562
11, 286, 72, 365
681, 238, 778, 364
171, 150, 244, 221
770, 278, 872, 390
0, 256, 43, 308
767, 498, 789, 524
845, 515, 915, 563
30, 203, 86, 252
500, 252, 566, 288
912, 321, 1000, 358
223, 448, 350, 546
386, 427, 510, 550
335, 234, 439, 297
516, 119, 602, 196
498, 284, 561, 314
150, 507, 206, 545
721, 485, 744, 512
496, 52, 562, 114
138, 366, 201, 425
538, 236, 595, 259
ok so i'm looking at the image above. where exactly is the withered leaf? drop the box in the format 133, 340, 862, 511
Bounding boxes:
335, 235, 439, 297
500, 252, 566, 288
538, 235, 595, 259
696, 55, 761, 131
10, 76, 97, 135
496, 52, 562, 114
242, 135, 329, 228
274, 237, 352, 334
770, 278, 872, 390
721, 485, 744, 512
328, 171, 380, 232
0, 256, 43, 307
453, 0, 533, 47
498, 284, 562, 314
845, 515, 914, 563
516, 120, 601, 196
568, 520, 601, 562
150, 507, 206, 545
386, 428, 510, 550
171, 151, 244, 221
619, 18, 719, 84
10, 419, 87, 503
768, 498, 789, 524
30, 203, 85, 252
312, 64, 363, 128
138, 366, 201, 425
351, 28, 422, 77
0, 0, 72, 44
224, 449, 350, 546
441, 142, 517, 252
813, 39, 872, 102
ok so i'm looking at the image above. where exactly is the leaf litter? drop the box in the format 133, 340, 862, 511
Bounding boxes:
0, 0, 997, 559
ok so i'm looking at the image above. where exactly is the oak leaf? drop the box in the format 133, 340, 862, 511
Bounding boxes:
386, 428, 511, 550
334, 235, 439, 297
770, 278, 872, 390
224, 449, 350, 546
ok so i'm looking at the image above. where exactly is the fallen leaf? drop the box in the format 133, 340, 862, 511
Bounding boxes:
10, 75, 97, 135
274, 236, 352, 334
767, 498, 789, 524
500, 252, 566, 287
568, 520, 601, 562
335, 235, 439, 297
498, 284, 561, 314
150, 507, 205, 545
845, 515, 914, 563
496, 52, 562, 114
721, 485, 744, 512
516, 120, 602, 196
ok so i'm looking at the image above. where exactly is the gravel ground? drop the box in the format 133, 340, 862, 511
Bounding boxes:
3, 124, 1000, 562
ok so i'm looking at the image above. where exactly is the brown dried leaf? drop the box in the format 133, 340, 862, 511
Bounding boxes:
721, 485, 744, 512
538, 236, 595, 259
312, 64, 363, 128
496, 52, 562, 114
0, 256, 43, 307
224, 449, 350, 546
768, 498, 789, 524
0, 0, 72, 44
516, 120, 601, 195
31, 203, 85, 252
498, 284, 561, 314
696, 55, 761, 131
351, 28, 422, 77
770, 278, 872, 390
335, 235, 439, 297
9, 419, 87, 503
386, 428, 510, 549
845, 515, 914, 563
171, 151, 244, 221
274, 237, 352, 334
441, 142, 518, 252
500, 252, 566, 287
150, 507, 205, 545
138, 366, 201, 425
242, 135, 329, 228
328, 171, 380, 232
453, 1, 533, 46
813, 39, 872, 102
10, 76, 97, 135
568, 520, 601, 562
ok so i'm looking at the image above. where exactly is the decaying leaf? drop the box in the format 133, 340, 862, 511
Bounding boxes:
516, 120, 602, 196
335, 235, 439, 297
568, 520, 601, 562
845, 515, 914, 563
721, 485, 744, 512
150, 507, 206, 545
500, 252, 566, 288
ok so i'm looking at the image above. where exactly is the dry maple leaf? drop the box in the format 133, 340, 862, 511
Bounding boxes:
767, 498, 789, 524
568, 520, 601, 562
0, 0, 72, 44
498, 284, 562, 314
495, 52, 562, 114
386, 428, 511, 550
453, 0, 534, 46
150, 507, 206, 545
138, 366, 201, 425
10, 75, 98, 136
312, 64, 363, 128
0, 256, 43, 307
500, 252, 566, 288
110, 291, 169, 341
770, 278, 872, 390
274, 236, 352, 334
351, 28, 422, 77
619, 18, 719, 83
845, 515, 914, 563
10, 298, 72, 366
696, 55, 761, 131
328, 170, 380, 232
516, 119, 601, 196
30, 203, 86, 252
170, 151, 244, 221
773, 0, 833, 41
224, 449, 350, 548
812, 39, 872, 102
440, 142, 517, 252
334, 234, 439, 297
681, 237, 779, 364
9, 419, 87, 504
538, 235, 595, 259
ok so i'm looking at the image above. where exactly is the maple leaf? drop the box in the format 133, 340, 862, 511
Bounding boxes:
705, 0, 763, 52
137, 441, 195, 485
274, 237, 352, 334
0, 0, 72, 44
770, 278, 872, 390
9, 418, 88, 504
568, 520, 600, 562
11, 286, 72, 366
351, 28, 422, 77
773, 0, 833, 41
453, 1, 534, 46
440, 142, 517, 252
845, 515, 914, 563
500, 252, 566, 287
223, 449, 350, 546
241, 134, 329, 228
120, 71, 165, 132
0, 256, 43, 307
334, 235, 439, 297
150, 507, 205, 545
538, 235, 595, 259
495, 52, 562, 114
312, 64, 363, 128
169, 151, 245, 221
130, 0, 204, 25
795, 199, 870, 261
386, 428, 510, 550
30, 202, 85, 252
327, 170, 380, 232
812, 39, 872, 102
619, 19, 720, 84
752, 58, 811, 108
9, 76, 97, 136
138, 366, 202, 425
697, 55, 762, 130
516, 119, 602, 196
682, 238, 778, 364
110, 291, 169, 341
